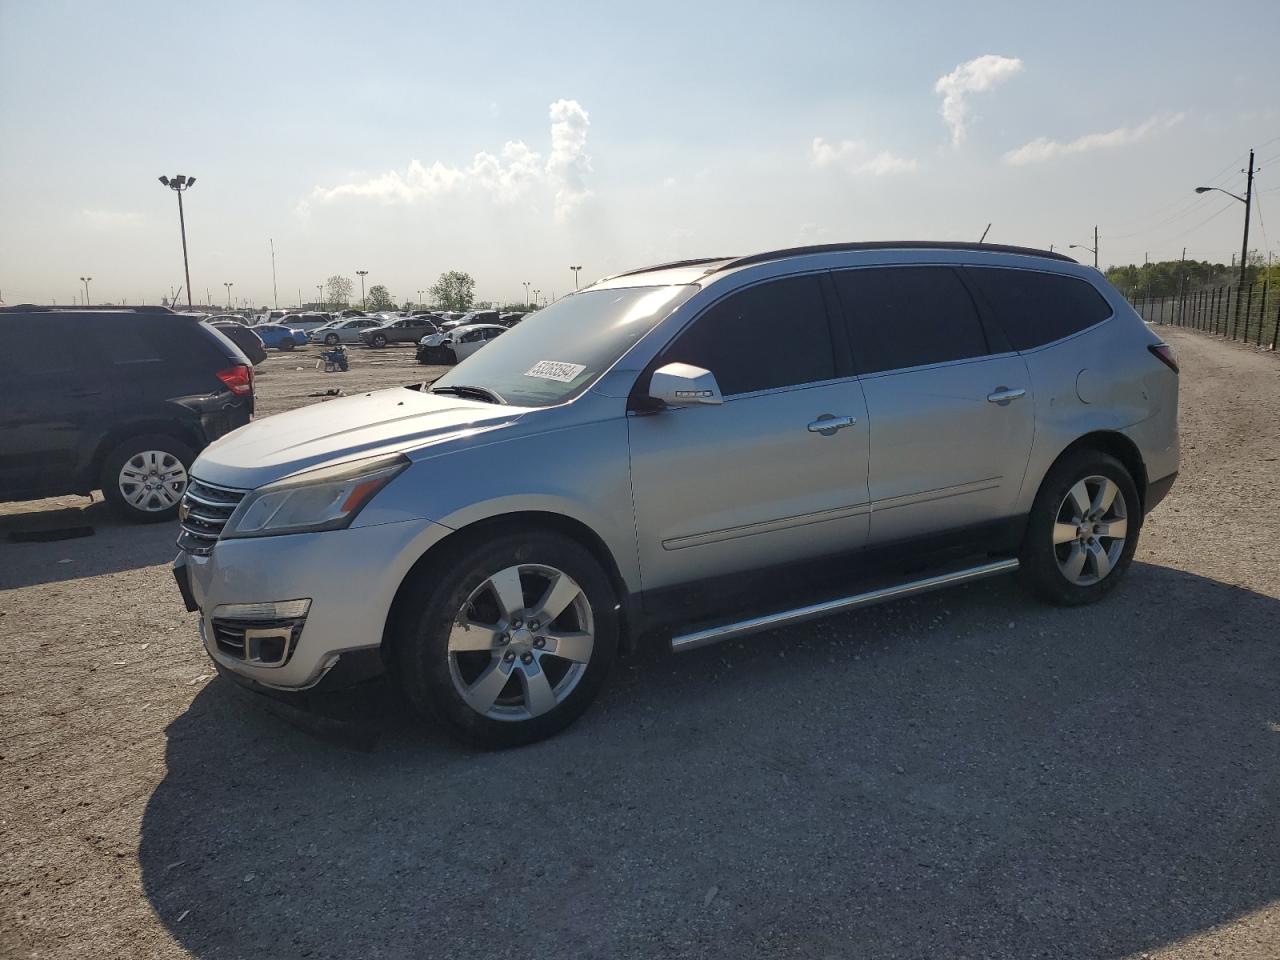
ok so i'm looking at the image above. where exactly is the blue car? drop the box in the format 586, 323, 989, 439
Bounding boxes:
252, 323, 308, 351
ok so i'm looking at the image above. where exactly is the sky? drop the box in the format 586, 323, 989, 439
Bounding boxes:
2, 0, 1279, 309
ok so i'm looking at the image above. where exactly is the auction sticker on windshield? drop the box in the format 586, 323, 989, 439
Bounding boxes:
525, 360, 586, 382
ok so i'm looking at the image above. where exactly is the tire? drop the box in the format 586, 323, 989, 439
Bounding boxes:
371, 334, 388, 348
393, 530, 619, 748
100, 434, 195, 523
446, 347, 458, 364
324, 333, 339, 345
1019, 449, 1142, 606
279, 338, 295, 351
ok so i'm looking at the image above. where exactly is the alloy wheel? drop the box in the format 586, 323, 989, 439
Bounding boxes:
447, 564, 595, 722
1052, 475, 1128, 586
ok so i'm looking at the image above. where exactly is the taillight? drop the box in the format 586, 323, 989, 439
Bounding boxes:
1148, 343, 1179, 373
216, 364, 254, 395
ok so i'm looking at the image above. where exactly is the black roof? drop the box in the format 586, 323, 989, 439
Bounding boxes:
0, 304, 178, 314
604, 241, 1075, 284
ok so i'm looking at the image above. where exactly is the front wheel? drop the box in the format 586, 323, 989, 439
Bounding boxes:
324, 333, 339, 345
371, 334, 388, 347
100, 434, 194, 523
393, 531, 618, 748
1019, 450, 1141, 605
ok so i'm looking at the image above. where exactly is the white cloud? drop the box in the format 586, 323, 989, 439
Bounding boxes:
305, 99, 592, 220
546, 98, 593, 219
934, 54, 1024, 146
82, 209, 143, 229
1002, 112, 1185, 165
810, 137, 918, 175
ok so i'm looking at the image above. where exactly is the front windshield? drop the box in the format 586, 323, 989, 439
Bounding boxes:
432, 285, 694, 406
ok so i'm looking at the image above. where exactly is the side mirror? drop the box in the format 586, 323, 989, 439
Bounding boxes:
649, 362, 723, 407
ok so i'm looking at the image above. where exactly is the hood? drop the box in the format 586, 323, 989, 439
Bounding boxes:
192, 386, 527, 490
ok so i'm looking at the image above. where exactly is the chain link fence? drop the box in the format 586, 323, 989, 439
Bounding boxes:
1132, 281, 1279, 350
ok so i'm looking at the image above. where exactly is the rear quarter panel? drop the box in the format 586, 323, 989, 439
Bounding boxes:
1015, 307, 1173, 513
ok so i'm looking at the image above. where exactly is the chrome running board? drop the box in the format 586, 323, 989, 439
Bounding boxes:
670, 558, 1020, 653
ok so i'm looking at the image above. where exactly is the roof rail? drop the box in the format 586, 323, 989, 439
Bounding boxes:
0, 304, 178, 314
709, 240, 1075, 274
597, 256, 735, 283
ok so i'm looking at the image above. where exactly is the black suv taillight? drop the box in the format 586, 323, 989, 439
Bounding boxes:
1148, 343, 1179, 373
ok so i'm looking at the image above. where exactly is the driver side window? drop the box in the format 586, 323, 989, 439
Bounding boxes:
659, 275, 835, 396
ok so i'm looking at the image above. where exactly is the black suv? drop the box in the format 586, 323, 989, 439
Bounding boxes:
0, 306, 254, 522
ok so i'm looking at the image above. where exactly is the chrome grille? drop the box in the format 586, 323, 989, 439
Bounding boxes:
177, 478, 247, 555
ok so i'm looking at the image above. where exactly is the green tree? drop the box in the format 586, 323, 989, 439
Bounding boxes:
430, 270, 476, 312
324, 274, 353, 308
366, 284, 394, 310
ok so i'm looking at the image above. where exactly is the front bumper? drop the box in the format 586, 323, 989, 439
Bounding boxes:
173, 517, 450, 690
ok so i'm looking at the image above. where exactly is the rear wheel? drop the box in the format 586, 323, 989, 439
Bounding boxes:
324, 333, 339, 345
101, 434, 194, 523
371, 333, 388, 347
393, 531, 618, 748
1020, 450, 1141, 605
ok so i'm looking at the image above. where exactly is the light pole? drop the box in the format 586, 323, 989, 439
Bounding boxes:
79, 276, 92, 305
270, 238, 279, 310
523, 281, 531, 306
569, 265, 582, 290
356, 270, 369, 310
1196, 148, 1255, 330
533, 288, 540, 308
223, 282, 233, 309
158, 174, 197, 310
1068, 225, 1099, 269
317, 284, 324, 311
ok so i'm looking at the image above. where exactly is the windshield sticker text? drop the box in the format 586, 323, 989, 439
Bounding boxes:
524, 360, 586, 383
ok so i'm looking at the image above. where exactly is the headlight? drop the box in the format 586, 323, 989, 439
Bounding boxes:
223, 453, 409, 538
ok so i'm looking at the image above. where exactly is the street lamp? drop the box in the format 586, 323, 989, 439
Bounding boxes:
1196, 148, 1255, 330
317, 284, 324, 310
223, 282, 233, 309
79, 276, 92, 305
158, 174, 197, 310
356, 270, 369, 310
569, 265, 582, 290
533, 288, 540, 308
523, 281, 531, 306
1067, 226, 1099, 269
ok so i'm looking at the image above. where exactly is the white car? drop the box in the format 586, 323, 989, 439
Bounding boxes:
310, 317, 382, 345
415, 323, 506, 364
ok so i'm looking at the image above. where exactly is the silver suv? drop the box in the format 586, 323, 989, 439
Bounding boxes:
172, 242, 1179, 747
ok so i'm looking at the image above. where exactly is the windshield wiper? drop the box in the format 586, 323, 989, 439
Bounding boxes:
430, 384, 505, 404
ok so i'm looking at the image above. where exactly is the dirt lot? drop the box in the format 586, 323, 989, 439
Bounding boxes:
2, 331, 1279, 959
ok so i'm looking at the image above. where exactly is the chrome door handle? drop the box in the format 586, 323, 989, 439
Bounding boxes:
807, 414, 857, 435
987, 387, 1026, 405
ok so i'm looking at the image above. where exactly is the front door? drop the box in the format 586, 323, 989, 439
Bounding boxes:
628, 274, 871, 592
832, 265, 1035, 544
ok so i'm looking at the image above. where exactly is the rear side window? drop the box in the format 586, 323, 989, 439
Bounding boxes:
0, 315, 82, 373
833, 266, 988, 374
660, 275, 835, 395
99, 319, 165, 364
964, 267, 1113, 350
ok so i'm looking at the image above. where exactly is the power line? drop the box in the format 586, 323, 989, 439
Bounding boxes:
1170, 200, 1238, 241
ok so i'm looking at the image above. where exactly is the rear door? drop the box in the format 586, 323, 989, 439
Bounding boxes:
0, 313, 105, 496
832, 265, 1035, 545
628, 274, 870, 591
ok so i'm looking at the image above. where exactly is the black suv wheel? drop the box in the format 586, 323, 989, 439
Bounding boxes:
101, 434, 195, 523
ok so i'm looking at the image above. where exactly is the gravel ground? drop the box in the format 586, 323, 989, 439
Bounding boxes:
2, 330, 1278, 959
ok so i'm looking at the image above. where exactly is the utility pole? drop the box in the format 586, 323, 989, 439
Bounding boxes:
1236, 148, 1255, 332
270, 238, 279, 309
